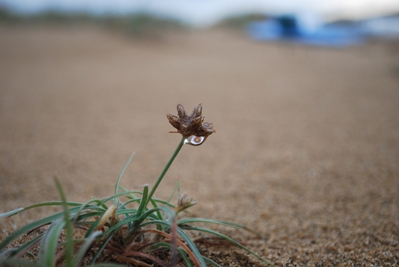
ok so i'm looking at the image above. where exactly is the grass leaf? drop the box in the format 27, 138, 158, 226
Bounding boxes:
37, 218, 65, 267
90, 233, 115, 265
54, 177, 74, 267
166, 180, 180, 203
0, 233, 43, 260
0, 206, 83, 252
184, 225, 274, 266
178, 217, 258, 235
72, 231, 102, 266
0, 208, 24, 218
136, 184, 149, 217
203, 256, 223, 267
114, 152, 135, 207
139, 220, 207, 267
0, 201, 83, 219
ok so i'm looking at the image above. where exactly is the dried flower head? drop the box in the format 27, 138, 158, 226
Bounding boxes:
166, 104, 215, 142
176, 192, 196, 213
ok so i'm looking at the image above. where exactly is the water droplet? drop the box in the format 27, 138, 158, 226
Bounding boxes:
185, 135, 205, 146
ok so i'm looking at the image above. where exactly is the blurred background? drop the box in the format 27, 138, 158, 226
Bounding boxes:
1, 0, 399, 27
1, 1, 399, 265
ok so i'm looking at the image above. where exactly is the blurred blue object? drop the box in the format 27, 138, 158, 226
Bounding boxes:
247, 15, 365, 47
362, 16, 399, 39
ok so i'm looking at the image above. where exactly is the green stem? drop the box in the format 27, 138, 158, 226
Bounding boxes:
146, 136, 185, 208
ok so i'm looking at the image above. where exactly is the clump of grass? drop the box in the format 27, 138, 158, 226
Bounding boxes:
0, 104, 273, 267
0, 8, 186, 39
0, 8, 96, 25
100, 14, 186, 39
0, 7, 17, 22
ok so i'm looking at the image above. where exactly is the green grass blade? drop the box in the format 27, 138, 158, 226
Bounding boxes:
115, 202, 131, 229
102, 190, 143, 205
118, 198, 140, 209
150, 242, 193, 267
139, 220, 207, 267
177, 248, 193, 267
118, 207, 164, 242
0, 208, 76, 252
54, 177, 74, 267
178, 218, 247, 229
166, 180, 180, 204
0, 247, 17, 259
115, 208, 138, 215
100, 211, 144, 237
0, 201, 83, 219
74, 205, 107, 213
38, 218, 65, 267
0, 208, 24, 218
84, 216, 102, 238
114, 152, 135, 207
76, 211, 106, 222
175, 227, 207, 267
149, 197, 163, 221
90, 232, 115, 265
86, 199, 109, 210
117, 185, 139, 200
158, 206, 175, 224
73, 199, 110, 224
136, 184, 149, 217
203, 256, 222, 267
184, 226, 274, 266
72, 231, 102, 266
0, 233, 43, 259
133, 206, 164, 227
151, 198, 176, 207
118, 195, 175, 210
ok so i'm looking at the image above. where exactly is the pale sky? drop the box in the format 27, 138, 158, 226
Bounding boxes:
1, 0, 398, 26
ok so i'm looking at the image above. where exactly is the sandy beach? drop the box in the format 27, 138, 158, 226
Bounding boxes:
0, 24, 398, 266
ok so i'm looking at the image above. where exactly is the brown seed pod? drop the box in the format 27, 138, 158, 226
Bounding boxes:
166, 104, 215, 143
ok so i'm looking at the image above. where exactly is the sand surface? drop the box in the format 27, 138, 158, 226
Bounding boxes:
0, 25, 399, 266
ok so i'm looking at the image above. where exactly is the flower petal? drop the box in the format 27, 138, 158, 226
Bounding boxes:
191, 104, 202, 118
177, 104, 187, 119
166, 114, 181, 129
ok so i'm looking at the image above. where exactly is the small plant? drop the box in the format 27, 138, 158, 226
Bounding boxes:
0, 104, 273, 267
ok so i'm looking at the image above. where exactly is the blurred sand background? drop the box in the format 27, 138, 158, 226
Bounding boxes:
0, 23, 399, 266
